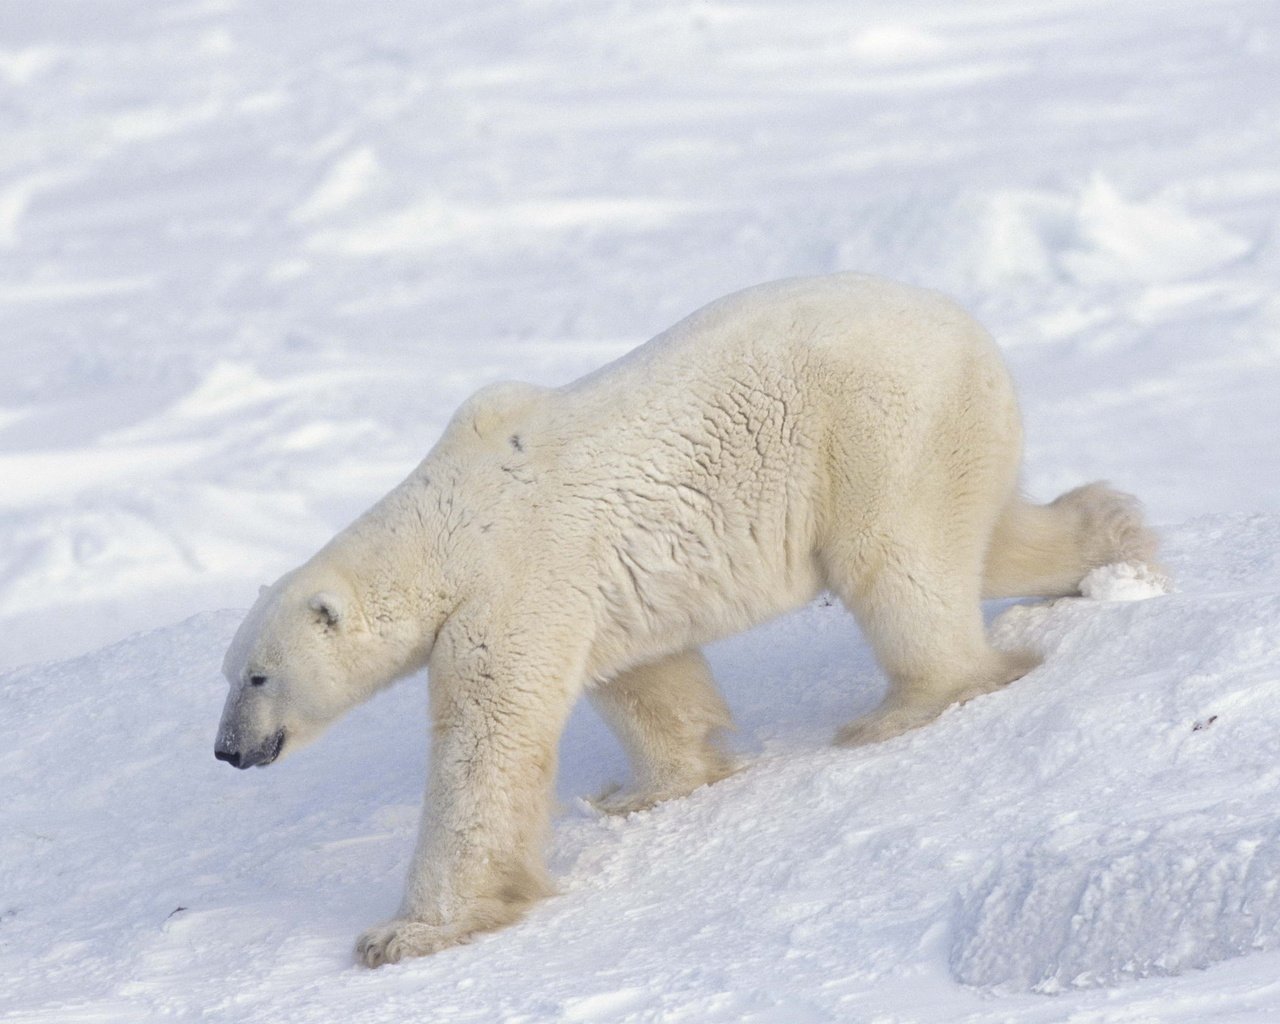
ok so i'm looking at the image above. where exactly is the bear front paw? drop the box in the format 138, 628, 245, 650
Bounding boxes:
355, 918, 465, 967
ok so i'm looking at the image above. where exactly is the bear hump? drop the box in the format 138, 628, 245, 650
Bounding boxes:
447, 380, 547, 445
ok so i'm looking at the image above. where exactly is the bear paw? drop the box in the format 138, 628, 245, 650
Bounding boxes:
590, 784, 667, 816
835, 705, 941, 747
355, 918, 469, 967
590, 758, 740, 816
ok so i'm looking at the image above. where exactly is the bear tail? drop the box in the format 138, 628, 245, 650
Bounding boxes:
982, 483, 1160, 599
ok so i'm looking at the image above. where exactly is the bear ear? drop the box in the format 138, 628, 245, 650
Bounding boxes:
308, 592, 346, 630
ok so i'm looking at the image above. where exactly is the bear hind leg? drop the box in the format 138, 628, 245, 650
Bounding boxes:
824, 527, 1039, 747
983, 483, 1161, 599
589, 648, 736, 814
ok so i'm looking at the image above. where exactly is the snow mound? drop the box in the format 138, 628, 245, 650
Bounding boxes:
951, 828, 1280, 993
947, 517, 1280, 996
1079, 560, 1173, 601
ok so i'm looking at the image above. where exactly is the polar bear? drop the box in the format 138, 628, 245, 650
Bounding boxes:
214, 273, 1158, 966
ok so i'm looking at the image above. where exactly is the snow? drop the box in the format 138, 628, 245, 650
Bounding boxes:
3, 0, 1280, 1020
7, 521, 1280, 1021
1078, 560, 1172, 602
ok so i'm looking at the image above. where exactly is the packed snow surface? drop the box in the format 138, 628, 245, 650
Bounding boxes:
3, 0, 1280, 1020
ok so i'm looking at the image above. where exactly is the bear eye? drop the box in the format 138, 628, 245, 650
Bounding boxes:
248, 674, 268, 688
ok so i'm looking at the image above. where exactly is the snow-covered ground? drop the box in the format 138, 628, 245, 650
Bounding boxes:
3, 0, 1279, 1020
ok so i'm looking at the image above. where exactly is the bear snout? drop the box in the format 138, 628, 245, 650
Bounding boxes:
215, 729, 285, 769
214, 744, 244, 768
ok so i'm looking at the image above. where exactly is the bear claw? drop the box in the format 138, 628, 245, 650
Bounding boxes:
356, 919, 468, 968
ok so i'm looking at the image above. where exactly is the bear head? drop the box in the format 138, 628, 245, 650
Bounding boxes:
215, 567, 376, 769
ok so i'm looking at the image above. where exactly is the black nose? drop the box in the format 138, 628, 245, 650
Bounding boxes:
215, 746, 243, 768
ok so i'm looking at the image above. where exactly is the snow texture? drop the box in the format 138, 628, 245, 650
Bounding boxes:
1079, 561, 1173, 602
3, 0, 1280, 1020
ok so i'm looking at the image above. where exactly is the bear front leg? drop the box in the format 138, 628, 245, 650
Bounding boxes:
356, 630, 583, 967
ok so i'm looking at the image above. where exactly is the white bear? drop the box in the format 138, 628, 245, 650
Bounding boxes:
214, 273, 1158, 966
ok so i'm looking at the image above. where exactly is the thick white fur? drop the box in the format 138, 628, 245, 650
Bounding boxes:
215, 273, 1160, 966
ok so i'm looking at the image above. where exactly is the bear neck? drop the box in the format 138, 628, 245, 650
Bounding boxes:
320, 468, 456, 674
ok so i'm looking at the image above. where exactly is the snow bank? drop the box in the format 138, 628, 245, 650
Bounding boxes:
5, 514, 1280, 1022
947, 514, 1280, 995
